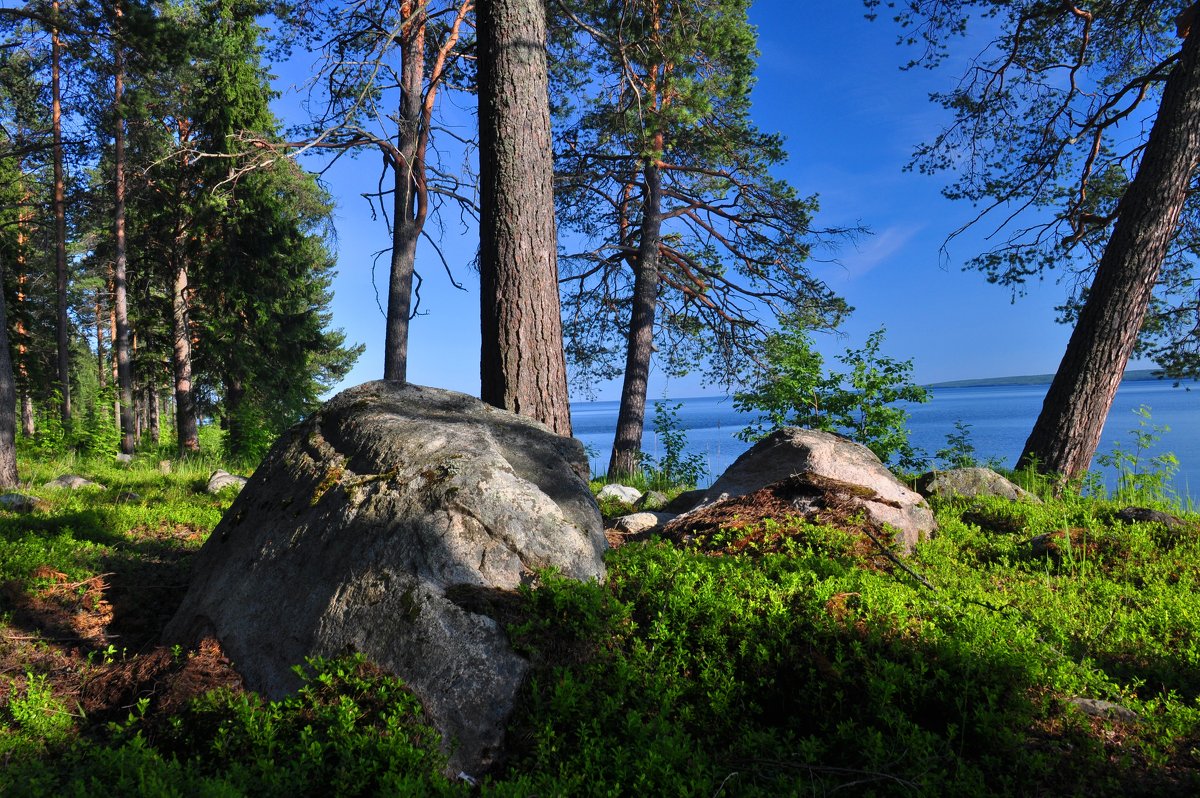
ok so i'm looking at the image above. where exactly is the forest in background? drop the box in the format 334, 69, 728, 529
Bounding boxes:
2, 0, 1198, 490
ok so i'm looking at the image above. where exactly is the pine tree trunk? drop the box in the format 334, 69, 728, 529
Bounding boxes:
0, 255, 19, 487
172, 261, 199, 454
95, 289, 106, 389
477, 0, 572, 435
608, 161, 662, 480
1019, 19, 1200, 481
225, 377, 245, 459
383, 3, 426, 383
147, 383, 160, 445
51, 0, 71, 426
135, 387, 145, 440
15, 165, 33, 438
113, 11, 136, 455
110, 279, 119, 431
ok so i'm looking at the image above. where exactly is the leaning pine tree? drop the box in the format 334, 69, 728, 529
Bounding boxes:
871, 1, 1200, 481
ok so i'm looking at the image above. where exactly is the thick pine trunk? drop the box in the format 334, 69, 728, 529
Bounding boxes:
1019, 20, 1200, 480
608, 161, 662, 480
113, 14, 136, 455
383, 4, 426, 383
172, 261, 199, 454
51, 2, 70, 426
0, 256, 19, 487
477, 0, 572, 436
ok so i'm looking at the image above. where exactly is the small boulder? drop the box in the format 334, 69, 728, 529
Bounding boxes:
115, 453, 134, 464
158, 460, 172, 475
635, 490, 670, 511
206, 470, 248, 494
44, 475, 104, 490
915, 467, 1040, 503
1115, 506, 1189, 533
0, 494, 49, 513
1028, 532, 1058, 558
165, 381, 607, 776
597, 483, 642, 505
679, 428, 934, 553
1068, 697, 1138, 723
613, 511, 674, 535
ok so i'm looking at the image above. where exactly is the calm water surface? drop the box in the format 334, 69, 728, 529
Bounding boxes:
571, 379, 1199, 494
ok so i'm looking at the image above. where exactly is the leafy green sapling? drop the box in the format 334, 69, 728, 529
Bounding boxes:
735, 316, 928, 469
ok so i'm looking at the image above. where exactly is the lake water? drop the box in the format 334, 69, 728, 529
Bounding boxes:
571, 379, 1199, 495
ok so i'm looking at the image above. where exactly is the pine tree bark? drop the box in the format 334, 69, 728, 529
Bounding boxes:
51, 0, 71, 426
172, 261, 199, 454
110, 274, 119, 430
608, 160, 662, 480
1018, 16, 1200, 480
383, 2, 426, 383
94, 289, 106, 389
147, 383, 160, 445
113, 15, 136, 455
477, 0, 572, 435
15, 166, 33, 438
0, 255, 19, 487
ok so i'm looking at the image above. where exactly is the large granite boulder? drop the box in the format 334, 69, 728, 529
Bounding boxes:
678, 428, 935, 553
915, 467, 1041, 503
164, 381, 607, 776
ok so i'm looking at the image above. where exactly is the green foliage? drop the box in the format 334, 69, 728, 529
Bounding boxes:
735, 318, 929, 469
9, 0, 360, 467
641, 400, 707, 491
506, 490, 1200, 795
1, 673, 76, 760
1095, 405, 1180, 506
934, 419, 1004, 471
935, 419, 979, 469
1, 657, 461, 798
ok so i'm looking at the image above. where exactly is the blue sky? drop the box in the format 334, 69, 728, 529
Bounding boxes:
269, 1, 1145, 402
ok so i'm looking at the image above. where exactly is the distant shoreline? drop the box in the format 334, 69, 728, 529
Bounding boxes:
927, 368, 1169, 389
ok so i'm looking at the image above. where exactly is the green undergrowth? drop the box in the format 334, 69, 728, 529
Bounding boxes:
2, 657, 461, 797
0, 454, 230, 589
2, 452, 1199, 795
498, 496, 1200, 796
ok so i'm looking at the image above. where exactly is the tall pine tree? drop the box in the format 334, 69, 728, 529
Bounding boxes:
552, 0, 847, 479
